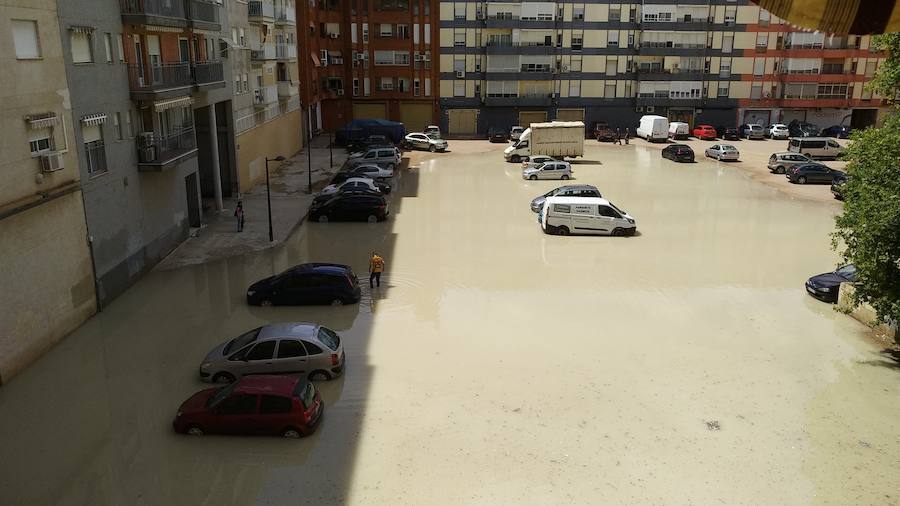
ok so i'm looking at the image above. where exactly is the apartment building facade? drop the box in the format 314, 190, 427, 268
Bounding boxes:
1, 1, 97, 384
439, 0, 888, 137
230, 0, 303, 190
300, 0, 440, 132
51, 0, 236, 306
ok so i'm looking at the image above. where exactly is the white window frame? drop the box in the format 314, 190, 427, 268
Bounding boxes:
104, 33, 113, 63
70, 29, 94, 64
12, 20, 41, 59
453, 80, 466, 97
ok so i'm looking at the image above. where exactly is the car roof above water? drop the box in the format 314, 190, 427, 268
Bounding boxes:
258, 322, 320, 340
546, 196, 611, 206
284, 263, 352, 276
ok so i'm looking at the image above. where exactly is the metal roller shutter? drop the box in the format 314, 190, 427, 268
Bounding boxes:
399, 102, 433, 132
556, 109, 584, 122
448, 109, 477, 136
353, 103, 388, 120
518, 111, 548, 127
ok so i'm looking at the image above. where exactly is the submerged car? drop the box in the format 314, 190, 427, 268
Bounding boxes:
786, 163, 844, 184
199, 322, 346, 384
530, 184, 602, 213
806, 264, 857, 303
521, 154, 558, 169
704, 144, 740, 161
309, 190, 389, 223
173, 375, 323, 438
424, 125, 441, 137
768, 124, 790, 139
347, 147, 401, 170
767, 152, 813, 174
661, 144, 695, 162
317, 177, 389, 201
739, 124, 765, 139
488, 127, 508, 143
789, 121, 820, 138
692, 124, 717, 140
510, 126, 525, 141
247, 263, 361, 306
821, 125, 852, 139
522, 161, 573, 180
831, 174, 849, 200
403, 132, 448, 152
717, 126, 740, 141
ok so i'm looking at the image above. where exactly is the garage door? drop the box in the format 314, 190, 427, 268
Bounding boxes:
448, 109, 477, 136
781, 110, 807, 125
742, 110, 771, 126
556, 109, 584, 122
399, 102, 434, 132
353, 103, 387, 120
519, 111, 548, 127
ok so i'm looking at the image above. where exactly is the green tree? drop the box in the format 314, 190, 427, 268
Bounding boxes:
831, 34, 900, 326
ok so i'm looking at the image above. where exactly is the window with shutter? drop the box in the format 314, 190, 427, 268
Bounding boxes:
13, 20, 41, 59
71, 31, 94, 63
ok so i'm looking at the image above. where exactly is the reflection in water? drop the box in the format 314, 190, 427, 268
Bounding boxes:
0, 144, 898, 505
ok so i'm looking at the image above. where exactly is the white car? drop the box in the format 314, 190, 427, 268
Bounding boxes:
404, 132, 448, 152
522, 155, 558, 169
768, 124, 790, 139
424, 125, 441, 137
704, 144, 740, 161
349, 163, 394, 179
510, 126, 525, 141
320, 177, 381, 196
522, 161, 573, 180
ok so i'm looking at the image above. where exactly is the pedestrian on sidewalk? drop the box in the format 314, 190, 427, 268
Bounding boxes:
369, 251, 385, 288
614, 128, 622, 145
624, 128, 631, 145
234, 200, 245, 232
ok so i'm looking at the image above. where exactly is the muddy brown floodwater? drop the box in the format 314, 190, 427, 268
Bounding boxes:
1, 141, 898, 505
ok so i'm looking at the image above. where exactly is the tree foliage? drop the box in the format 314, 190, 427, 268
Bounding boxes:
832, 113, 900, 326
867, 34, 900, 100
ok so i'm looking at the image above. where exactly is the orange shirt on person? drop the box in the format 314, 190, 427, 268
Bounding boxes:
370, 255, 385, 273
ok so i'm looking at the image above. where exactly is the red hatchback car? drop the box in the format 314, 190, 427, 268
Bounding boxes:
173, 375, 323, 438
692, 124, 717, 140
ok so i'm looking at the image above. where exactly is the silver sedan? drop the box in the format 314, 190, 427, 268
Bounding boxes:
704, 144, 740, 161
199, 323, 345, 383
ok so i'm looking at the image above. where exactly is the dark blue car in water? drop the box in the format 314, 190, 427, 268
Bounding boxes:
247, 263, 361, 306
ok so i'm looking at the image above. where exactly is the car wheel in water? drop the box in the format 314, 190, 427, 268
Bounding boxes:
429, 145, 436, 152
612, 228, 624, 237
797, 176, 807, 184
213, 372, 236, 384
282, 427, 302, 439
529, 175, 537, 180
776, 166, 785, 174
309, 370, 332, 381
557, 226, 570, 236
186, 425, 204, 436
260, 299, 273, 307
367, 215, 378, 223
318, 215, 328, 223
511, 155, 521, 163
561, 174, 570, 180
331, 298, 344, 306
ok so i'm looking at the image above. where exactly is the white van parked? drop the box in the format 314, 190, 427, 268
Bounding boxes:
636, 115, 669, 142
668, 122, 690, 140
787, 137, 846, 160
540, 196, 636, 236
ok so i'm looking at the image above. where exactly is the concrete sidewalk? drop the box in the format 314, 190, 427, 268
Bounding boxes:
157, 135, 347, 270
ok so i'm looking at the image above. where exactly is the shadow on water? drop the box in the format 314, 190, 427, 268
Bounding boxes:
0, 158, 416, 505
569, 159, 603, 165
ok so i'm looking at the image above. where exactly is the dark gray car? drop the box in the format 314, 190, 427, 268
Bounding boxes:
199, 323, 345, 383
530, 185, 602, 213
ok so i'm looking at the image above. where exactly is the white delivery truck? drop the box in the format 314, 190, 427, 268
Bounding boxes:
504, 121, 585, 163
636, 115, 669, 142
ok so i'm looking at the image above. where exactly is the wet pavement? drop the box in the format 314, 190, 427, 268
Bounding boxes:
1, 141, 899, 505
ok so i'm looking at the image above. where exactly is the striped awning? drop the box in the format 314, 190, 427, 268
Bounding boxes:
146, 25, 184, 33
69, 25, 95, 33
80, 113, 107, 126
153, 96, 193, 112
25, 113, 59, 129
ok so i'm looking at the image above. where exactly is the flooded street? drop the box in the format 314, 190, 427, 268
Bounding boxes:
1, 141, 898, 505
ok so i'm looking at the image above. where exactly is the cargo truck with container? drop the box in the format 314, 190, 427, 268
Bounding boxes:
504, 121, 585, 163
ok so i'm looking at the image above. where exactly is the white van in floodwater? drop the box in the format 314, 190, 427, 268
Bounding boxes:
540, 196, 636, 236
787, 137, 845, 160
636, 115, 669, 142
668, 121, 690, 140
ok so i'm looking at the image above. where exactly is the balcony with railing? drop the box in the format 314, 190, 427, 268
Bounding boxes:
120, 0, 188, 27
484, 93, 552, 107
251, 42, 276, 61
128, 62, 193, 99
276, 43, 297, 60
188, 0, 220, 30
84, 140, 108, 175
253, 85, 278, 106
193, 61, 225, 88
277, 81, 299, 97
136, 127, 198, 171
274, 4, 296, 24
248, 0, 275, 19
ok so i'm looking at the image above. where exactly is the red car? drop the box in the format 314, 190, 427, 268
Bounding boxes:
173, 375, 323, 438
692, 124, 717, 140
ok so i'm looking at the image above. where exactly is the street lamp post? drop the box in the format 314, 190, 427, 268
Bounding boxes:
265, 155, 285, 242
307, 109, 313, 193
329, 130, 334, 168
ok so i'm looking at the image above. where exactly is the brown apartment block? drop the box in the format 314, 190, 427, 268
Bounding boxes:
298, 0, 440, 132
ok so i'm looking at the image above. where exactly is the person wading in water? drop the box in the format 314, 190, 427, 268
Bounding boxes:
369, 252, 385, 288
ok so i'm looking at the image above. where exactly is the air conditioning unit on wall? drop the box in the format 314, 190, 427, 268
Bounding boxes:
40, 152, 65, 172
337, 89, 345, 96
646, 106, 655, 113
456, 71, 465, 78
330, 33, 339, 39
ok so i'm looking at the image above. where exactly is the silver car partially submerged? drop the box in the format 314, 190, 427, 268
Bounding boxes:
199, 323, 345, 383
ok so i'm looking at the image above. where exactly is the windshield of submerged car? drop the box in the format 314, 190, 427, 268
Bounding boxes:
836, 264, 857, 280
224, 327, 262, 355
206, 382, 237, 408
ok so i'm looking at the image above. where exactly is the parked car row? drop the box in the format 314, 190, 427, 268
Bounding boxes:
767, 151, 845, 185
